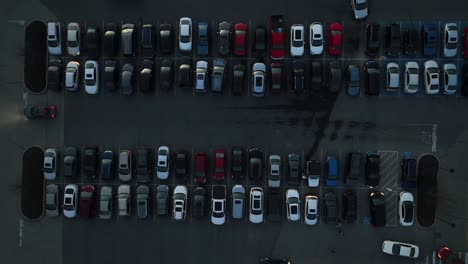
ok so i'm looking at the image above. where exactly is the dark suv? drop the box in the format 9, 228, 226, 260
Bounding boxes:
370, 191, 386, 227
365, 23, 380, 56
83, 146, 98, 178
231, 147, 245, 180
366, 153, 380, 186
63, 146, 79, 178
385, 23, 401, 56
248, 148, 264, 181
365, 61, 380, 96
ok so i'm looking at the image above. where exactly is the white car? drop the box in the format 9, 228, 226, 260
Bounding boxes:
286, 189, 300, 222
65, 61, 80, 91
47, 22, 62, 55
173, 185, 188, 221
179, 17, 192, 52
249, 187, 264, 223
211, 185, 226, 225
399, 191, 414, 226
305, 160, 320, 187
309, 23, 323, 55
443, 63, 457, 94
404, 62, 419, 94
268, 155, 281, 188
117, 184, 131, 216
157, 146, 170, 180
443, 23, 458, 57
195, 60, 208, 92
386, 62, 400, 91
424, 60, 439, 94
351, 0, 368, 20
304, 195, 318, 225
43, 148, 57, 180
252, 62, 266, 97
290, 24, 304, 57
67, 22, 80, 56
382, 240, 419, 258
84, 60, 99, 94
63, 184, 78, 218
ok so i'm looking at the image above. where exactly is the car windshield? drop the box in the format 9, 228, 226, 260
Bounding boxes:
290, 205, 298, 214
403, 202, 414, 221
356, 2, 368, 10
255, 76, 263, 86
181, 35, 190, 43
392, 244, 401, 255
214, 202, 222, 211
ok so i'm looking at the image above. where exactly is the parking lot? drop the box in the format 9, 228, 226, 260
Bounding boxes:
3, 0, 468, 264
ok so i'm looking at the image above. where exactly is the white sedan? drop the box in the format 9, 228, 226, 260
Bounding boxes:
286, 189, 300, 222
309, 23, 323, 55
382, 240, 419, 258
84, 60, 99, 94
443, 23, 458, 57
249, 187, 264, 223
399, 191, 414, 226
172, 185, 188, 221
386, 62, 400, 91
65, 61, 80, 91
179, 17, 192, 52
424, 60, 439, 95
351, 0, 368, 20
404, 62, 419, 94
290, 24, 304, 57
156, 146, 170, 180
63, 184, 78, 218
443, 63, 457, 94
304, 195, 318, 225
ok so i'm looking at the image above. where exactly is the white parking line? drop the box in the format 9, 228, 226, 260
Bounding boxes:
432, 124, 437, 152
18, 218, 24, 247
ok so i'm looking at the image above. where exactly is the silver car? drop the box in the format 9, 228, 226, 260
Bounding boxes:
118, 185, 131, 216
443, 23, 458, 57
137, 185, 150, 219
252, 62, 266, 97
46, 184, 59, 217
65, 61, 80, 91
118, 150, 132, 182
43, 148, 57, 180
386, 62, 400, 91
84, 60, 99, 94
309, 22, 323, 55
404, 62, 419, 94
424, 60, 439, 95
268, 155, 281, 188
212, 59, 226, 93
99, 186, 113, 220
231, 185, 245, 219
47, 22, 62, 55
443, 63, 457, 94
173, 185, 188, 221
195, 60, 208, 92
67, 22, 80, 56
351, 0, 368, 20
179, 17, 192, 52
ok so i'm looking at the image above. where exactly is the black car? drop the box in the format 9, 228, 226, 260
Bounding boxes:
365, 61, 380, 96
231, 147, 245, 180
83, 146, 98, 178
121, 63, 135, 95
103, 23, 117, 57
346, 152, 362, 183
253, 26, 266, 57
328, 61, 342, 93
101, 150, 115, 180
139, 59, 154, 93
267, 189, 282, 222
401, 157, 416, 188
232, 64, 246, 95
121, 23, 135, 56
156, 185, 169, 215
218, 21, 231, 55
403, 29, 418, 55
178, 57, 192, 87
248, 148, 263, 181
366, 153, 380, 186
47, 59, 62, 91
141, 24, 155, 57
175, 151, 189, 179
86, 26, 100, 58
23, 105, 57, 119
287, 153, 300, 185
193, 187, 206, 218
160, 59, 173, 89
343, 191, 357, 223
136, 147, 151, 182
104, 60, 118, 92
159, 23, 173, 54
292, 60, 305, 93
323, 191, 338, 224
462, 64, 468, 96
63, 146, 79, 177
365, 23, 380, 56
370, 191, 386, 227
385, 23, 401, 56
310, 61, 322, 93
270, 62, 282, 93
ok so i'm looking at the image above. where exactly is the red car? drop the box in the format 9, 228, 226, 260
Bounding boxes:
463, 27, 468, 59
214, 149, 226, 180
194, 152, 207, 184
438, 247, 464, 264
233, 23, 248, 56
270, 15, 286, 60
79, 185, 95, 219
328, 23, 344, 56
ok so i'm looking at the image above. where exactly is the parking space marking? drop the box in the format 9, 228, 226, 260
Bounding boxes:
378, 150, 398, 227
432, 124, 437, 152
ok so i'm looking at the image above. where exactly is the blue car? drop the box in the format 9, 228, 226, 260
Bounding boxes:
423, 24, 437, 57
198, 22, 209, 55
347, 65, 360, 96
326, 155, 338, 187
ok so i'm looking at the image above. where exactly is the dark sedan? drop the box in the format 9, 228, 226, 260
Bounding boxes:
218, 21, 231, 55
160, 59, 173, 90
292, 61, 305, 93
104, 60, 118, 92
231, 147, 245, 180
47, 59, 62, 91
249, 148, 264, 181
366, 153, 380, 186
121, 63, 135, 95
328, 61, 342, 93
232, 64, 246, 95
287, 153, 300, 185
139, 59, 154, 93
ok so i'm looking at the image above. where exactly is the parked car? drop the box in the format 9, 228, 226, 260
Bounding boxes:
370, 191, 385, 226
270, 15, 286, 59
231, 147, 245, 180
323, 191, 338, 223
118, 184, 131, 216
328, 23, 343, 56
62, 147, 78, 178
292, 60, 305, 93
443, 23, 458, 57
346, 152, 361, 183
99, 186, 112, 220
139, 59, 154, 93
101, 150, 115, 180
423, 23, 437, 57
218, 21, 231, 55
118, 150, 132, 182
386, 23, 401, 56
121, 63, 135, 95
268, 155, 281, 188
159, 23, 173, 54
173, 185, 188, 220
424, 60, 440, 94
103, 23, 117, 57
211, 185, 227, 225
47, 22, 62, 55
366, 153, 380, 186
365, 23, 380, 56
382, 240, 419, 258
437, 246, 465, 264
464, 26, 468, 59
326, 155, 338, 187
463, 64, 468, 96
404, 62, 419, 94
343, 191, 357, 223
311, 61, 323, 93
156, 146, 170, 180
141, 24, 154, 57
304, 160, 320, 187
310, 22, 324, 55
193, 187, 206, 218
328, 61, 342, 93
156, 185, 169, 215
347, 64, 360, 96
249, 187, 264, 223
46, 184, 59, 216
267, 189, 282, 222
286, 189, 300, 222
179, 17, 192, 52
84, 60, 99, 94
233, 23, 248, 56
47, 59, 62, 91
254, 26, 266, 57
287, 154, 300, 185
79, 185, 95, 219
67, 22, 80, 56
252, 62, 266, 97
270, 62, 283, 93
24, 105, 57, 119
249, 148, 264, 181
178, 57, 192, 87
198, 22, 209, 56
443, 63, 457, 94
290, 24, 305, 57
386, 62, 400, 91
83, 146, 98, 178
403, 29, 418, 55
83, 27, 98, 55
43, 148, 57, 180
399, 191, 414, 226
136, 147, 151, 182
232, 185, 245, 219
65, 61, 79, 91
351, 0, 368, 20
365, 61, 380, 96
160, 59, 173, 89
304, 195, 318, 225
121, 23, 135, 56
175, 151, 189, 179
136, 185, 150, 219
212, 59, 226, 93
104, 60, 118, 92
194, 152, 208, 184
401, 157, 417, 188
214, 150, 226, 181
63, 184, 78, 218
232, 64, 246, 95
